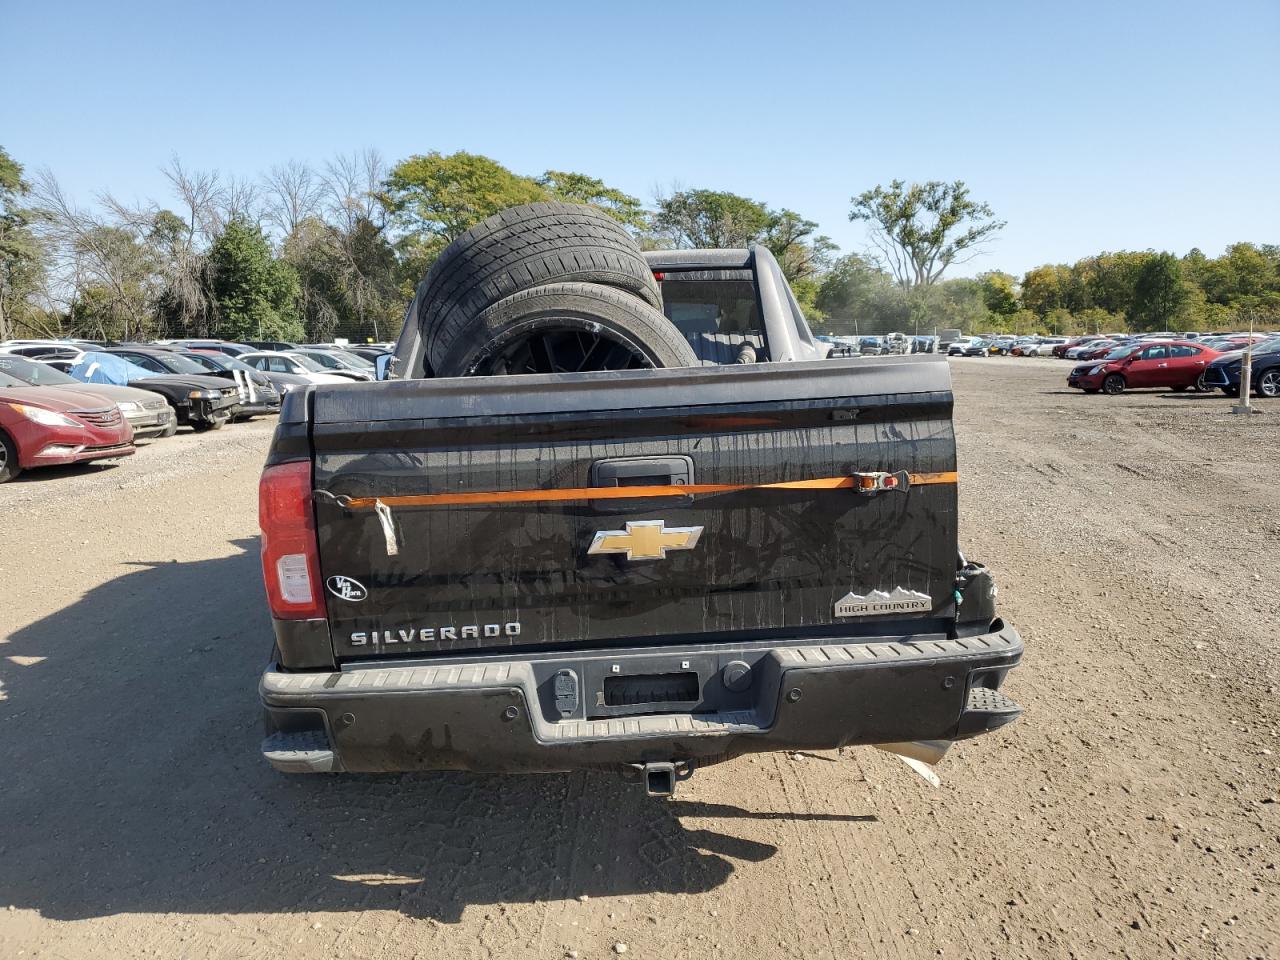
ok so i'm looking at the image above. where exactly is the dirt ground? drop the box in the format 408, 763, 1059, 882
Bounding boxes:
1, 358, 1277, 960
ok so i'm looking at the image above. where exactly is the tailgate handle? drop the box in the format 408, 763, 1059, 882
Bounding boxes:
590, 457, 693, 513
591, 456, 693, 488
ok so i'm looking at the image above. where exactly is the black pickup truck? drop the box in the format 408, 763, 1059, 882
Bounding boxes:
257, 239, 1022, 796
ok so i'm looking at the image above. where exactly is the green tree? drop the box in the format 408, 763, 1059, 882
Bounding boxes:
654, 189, 772, 249
207, 217, 302, 341
1075, 307, 1122, 335
849, 180, 1005, 288
149, 208, 213, 336
816, 253, 889, 317
1042, 307, 1075, 335
789, 276, 825, 321
653, 190, 833, 282
537, 171, 645, 229
1130, 252, 1188, 331
1085, 251, 1150, 317
0, 146, 46, 340
381, 151, 546, 275
1180, 247, 1210, 293
920, 278, 989, 334
978, 271, 1019, 316
763, 209, 835, 281
1210, 242, 1276, 301
1020, 265, 1065, 317
67, 225, 156, 340
814, 253, 980, 336
67, 285, 119, 335
283, 215, 401, 342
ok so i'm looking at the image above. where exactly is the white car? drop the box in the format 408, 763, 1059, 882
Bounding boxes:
239, 352, 352, 385
1024, 338, 1068, 356
947, 337, 976, 356
286, 349, 375, 381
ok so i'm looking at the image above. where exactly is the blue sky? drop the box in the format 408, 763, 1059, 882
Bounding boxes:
3, 0, 1277, 276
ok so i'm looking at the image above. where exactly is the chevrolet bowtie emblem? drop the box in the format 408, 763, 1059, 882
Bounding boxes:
587, 520, 704, 561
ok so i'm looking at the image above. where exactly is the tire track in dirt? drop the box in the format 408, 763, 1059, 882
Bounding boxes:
770, 751, 846, 958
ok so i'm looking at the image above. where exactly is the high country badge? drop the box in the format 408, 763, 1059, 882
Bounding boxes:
834, 587, 932, 617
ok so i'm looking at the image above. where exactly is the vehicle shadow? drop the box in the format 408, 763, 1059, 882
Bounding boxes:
0, 539, 856, 923
1039, 390, 1228, 400
8, 459, 125, 483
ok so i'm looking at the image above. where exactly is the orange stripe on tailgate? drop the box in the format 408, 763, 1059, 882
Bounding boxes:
337, 472, 957, 510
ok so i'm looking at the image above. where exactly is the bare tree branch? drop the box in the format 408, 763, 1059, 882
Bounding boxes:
30, 169, 156, 339
162, 158, 221, 245
263, 160, 322, 237
217, 175, 262, 229
323, 149, 386, 232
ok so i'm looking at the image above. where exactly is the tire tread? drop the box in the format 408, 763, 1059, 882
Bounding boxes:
417, 203, 662, 373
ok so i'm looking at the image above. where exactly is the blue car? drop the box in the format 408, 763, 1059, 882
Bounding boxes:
1203, 337, 1280, 397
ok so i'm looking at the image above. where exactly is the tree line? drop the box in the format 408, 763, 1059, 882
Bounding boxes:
1, 144, 1275, 345
814, 242, 1280, 338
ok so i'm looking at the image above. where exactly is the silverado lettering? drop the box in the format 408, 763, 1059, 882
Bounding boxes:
350, 623, 522, 645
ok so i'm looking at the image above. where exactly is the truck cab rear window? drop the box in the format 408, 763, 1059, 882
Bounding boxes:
658, 279, 762, 336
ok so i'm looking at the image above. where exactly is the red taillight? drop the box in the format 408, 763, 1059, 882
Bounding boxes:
652, 271, 665, 281
259, 460, 326, 620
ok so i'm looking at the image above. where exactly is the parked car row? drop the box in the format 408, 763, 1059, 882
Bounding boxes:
816, 334, 940, 356
1067, 336, 1280, 396
0, 338, 392, 483
1044, 331, 1279, 397
948, 335, 1070, 357
943, 329, 1280, 399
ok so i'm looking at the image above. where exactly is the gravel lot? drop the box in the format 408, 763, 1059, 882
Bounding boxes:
1, 359, 1276, 960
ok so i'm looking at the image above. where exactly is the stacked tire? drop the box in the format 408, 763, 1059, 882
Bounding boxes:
415, 202, 696, 377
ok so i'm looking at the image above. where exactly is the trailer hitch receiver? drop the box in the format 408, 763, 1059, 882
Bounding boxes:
622, 760, 695, 797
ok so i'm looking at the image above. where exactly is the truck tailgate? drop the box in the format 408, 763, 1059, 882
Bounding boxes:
307, 356, 957, 660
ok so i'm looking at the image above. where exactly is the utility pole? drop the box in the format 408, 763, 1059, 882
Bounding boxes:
1232, 310, 1258, 415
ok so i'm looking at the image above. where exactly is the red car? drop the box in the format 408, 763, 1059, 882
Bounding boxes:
1076, 340, 1126, 361
1068, 340, 1221, 394
1053, 336, 1105, 358
0, 373, 135, 483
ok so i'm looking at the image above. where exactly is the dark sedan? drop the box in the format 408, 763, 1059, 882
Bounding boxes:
342, 345, 393, 364
94, 347, 241, 430
1203, 337, 1280, 397
177, 351, 291, 418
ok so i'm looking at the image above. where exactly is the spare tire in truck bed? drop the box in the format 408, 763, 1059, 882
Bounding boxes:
417, 202, 664, 375
433, 282, 697, 376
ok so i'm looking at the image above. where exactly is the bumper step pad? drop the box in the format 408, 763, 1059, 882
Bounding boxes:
259, 625, 1024, 773
261, 729, 336, 773
956, 686, 1022, 738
